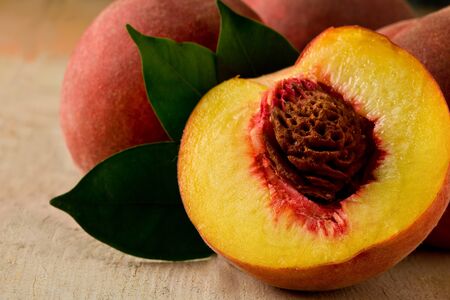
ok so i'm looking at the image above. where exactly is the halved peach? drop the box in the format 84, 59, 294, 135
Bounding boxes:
178, 26, 450, 290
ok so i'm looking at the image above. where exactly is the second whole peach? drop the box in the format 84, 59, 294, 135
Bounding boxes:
60, 0, 259, 172
241, 0, 415, 50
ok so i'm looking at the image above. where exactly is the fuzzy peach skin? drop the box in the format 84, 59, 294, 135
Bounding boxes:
378, 6, 450, 105
377, 19, 417, 40
61, 0, 259, 172
241, 0, 414, 50
178, 27, 450, 290
379, 6, 450, 249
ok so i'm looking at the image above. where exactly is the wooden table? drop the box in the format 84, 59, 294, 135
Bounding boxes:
1, 1, 449, 298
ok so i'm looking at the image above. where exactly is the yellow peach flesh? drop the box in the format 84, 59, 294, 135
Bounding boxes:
178, 27, 450, 288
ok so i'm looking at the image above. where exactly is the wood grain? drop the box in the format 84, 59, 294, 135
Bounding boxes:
0, 1, 449, 299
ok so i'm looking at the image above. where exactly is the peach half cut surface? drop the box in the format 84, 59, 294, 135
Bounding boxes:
178, 26, 450, 291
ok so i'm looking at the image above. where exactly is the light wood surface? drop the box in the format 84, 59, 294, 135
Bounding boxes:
1, 1, 449, 299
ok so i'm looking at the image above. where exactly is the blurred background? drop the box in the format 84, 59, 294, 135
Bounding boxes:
0, 0, 448, 60
0, 0, 111, 60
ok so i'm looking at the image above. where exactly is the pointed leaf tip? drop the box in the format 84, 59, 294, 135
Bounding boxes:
126, 24, 141, 43
49, 196, 62, 209
50, 143, 213, 260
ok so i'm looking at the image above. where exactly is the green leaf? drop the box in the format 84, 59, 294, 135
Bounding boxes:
51, 1, 301, 263
216, 0, 299, 82
127, 25, 217, 141
50, 143, 213, 261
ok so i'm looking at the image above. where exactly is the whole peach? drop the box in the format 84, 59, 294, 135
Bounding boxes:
241, 0, 414, 50
61, 0, 259, 172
